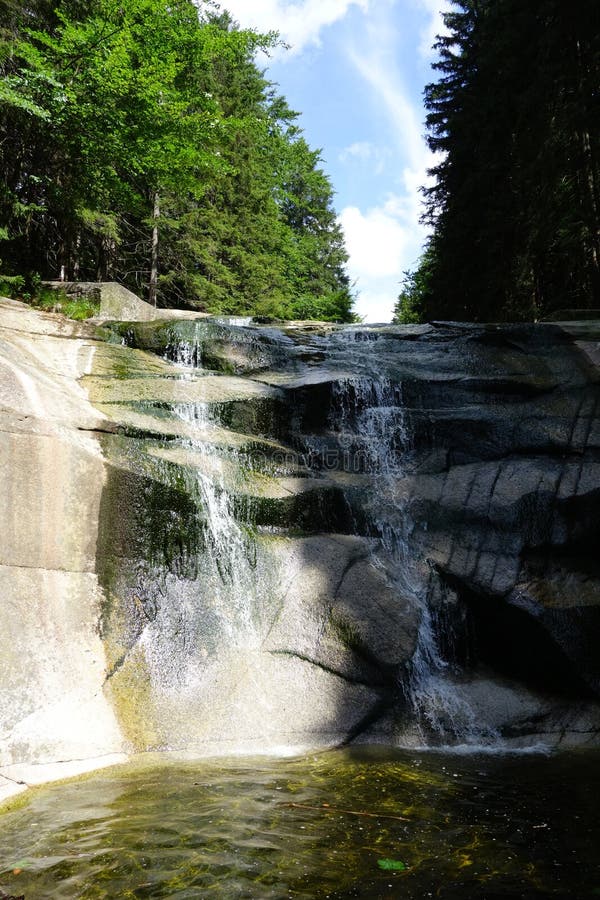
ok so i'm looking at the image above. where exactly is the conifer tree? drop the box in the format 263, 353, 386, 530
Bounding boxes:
420, 0, 599, 322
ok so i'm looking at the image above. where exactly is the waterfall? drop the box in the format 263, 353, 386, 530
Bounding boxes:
102, 318, 569, 751
170, 401, 264, 643
165, 321, 205, 369
330, 377, 408, 474
4, 304, 595, 780
128, 388, 280, 713
320, 372, 499, 747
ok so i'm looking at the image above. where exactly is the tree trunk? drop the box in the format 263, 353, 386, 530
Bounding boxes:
149, 191, 160, 307
72, 232, 80, 280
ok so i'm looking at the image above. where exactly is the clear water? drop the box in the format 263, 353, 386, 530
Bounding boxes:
2, 747, 599, 899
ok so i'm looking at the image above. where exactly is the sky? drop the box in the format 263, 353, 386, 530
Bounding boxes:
216, 0, 451, 322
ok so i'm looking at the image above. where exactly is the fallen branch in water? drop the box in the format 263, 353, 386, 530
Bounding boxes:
279, 802, 409, 822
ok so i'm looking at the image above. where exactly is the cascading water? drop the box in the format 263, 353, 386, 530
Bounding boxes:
165, 321, 205, 368
118, 342, 284, 717
330, 376, 408, 474
165, 335, 274, 642
171, 401, 260, 639
312, 369, 500, 747
103, 319, 583, 752
158, 326, 502, 746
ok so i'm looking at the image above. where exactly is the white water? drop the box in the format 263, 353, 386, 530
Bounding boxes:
326, 375, 501, 747
214, 316, 253, 327
330, 377, 409, 474
166, 322, 205, 369
171, 401, 262, 643
132, 392, 281, 708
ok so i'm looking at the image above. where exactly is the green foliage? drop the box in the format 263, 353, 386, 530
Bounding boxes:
0, 273, 24, 298
377, 859, 407, 872
0, 0, 355, 322
0, 262, 98, 318
32, 286, 99, 320
33, 287, 66, 309
61, 296, 99, 319
392, 248, 435, 324
422, 0, 600, 322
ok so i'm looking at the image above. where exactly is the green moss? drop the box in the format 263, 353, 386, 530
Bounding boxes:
104, 647, 159, 751
0, 787, 31, 815
215, 397, 288, 437
329, 612, 366, 655
96, 457, 204, 583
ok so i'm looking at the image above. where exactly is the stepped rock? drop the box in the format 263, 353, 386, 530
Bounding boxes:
1, 297, 600, 801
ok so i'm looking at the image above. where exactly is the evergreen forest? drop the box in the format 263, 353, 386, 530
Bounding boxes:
0, 0, 355, 321
395, 0, 599, 324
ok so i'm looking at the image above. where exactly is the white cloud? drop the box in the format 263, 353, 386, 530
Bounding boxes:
346, 30, 428, 177
337, 1, 449, 321
340, 204, 408, 279
339, 141, 376, 162
219, 0, 369, 56
415, 0, 452, 59
340, 188, 428, 322
339, 142, 391, 174
353, 289, 399, 323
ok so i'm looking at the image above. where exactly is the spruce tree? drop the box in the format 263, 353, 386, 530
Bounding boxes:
421, 0, 600, 322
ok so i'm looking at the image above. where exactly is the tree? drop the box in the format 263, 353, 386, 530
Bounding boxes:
392, 247, 435, 324
0, 0, 356, 321
420, 0, 600, 322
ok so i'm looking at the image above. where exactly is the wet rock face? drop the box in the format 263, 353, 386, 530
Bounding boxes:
2, 299, 600, 787
104, 316, 600, 747
387, 326, 600, 716
310, 324, 600, 738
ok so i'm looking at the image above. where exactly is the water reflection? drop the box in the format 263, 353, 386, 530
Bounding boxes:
1, 747, 599, 899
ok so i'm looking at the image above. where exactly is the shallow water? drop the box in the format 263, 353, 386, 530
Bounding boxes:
1, 747, 599, 899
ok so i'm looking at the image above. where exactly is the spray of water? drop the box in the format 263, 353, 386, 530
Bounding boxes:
171, 401, 262, 642
165, 322, 205, 369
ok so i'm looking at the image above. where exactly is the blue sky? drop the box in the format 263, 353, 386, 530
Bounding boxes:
218, 0, 450, 322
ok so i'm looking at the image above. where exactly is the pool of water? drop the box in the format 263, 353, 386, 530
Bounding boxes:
1, 747, 599, 899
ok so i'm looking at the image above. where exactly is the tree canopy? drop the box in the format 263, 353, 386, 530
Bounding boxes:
408, 0, 599, 323
0, 0, 356, 321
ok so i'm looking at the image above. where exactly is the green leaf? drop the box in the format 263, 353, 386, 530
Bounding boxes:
377, 858, 407, 871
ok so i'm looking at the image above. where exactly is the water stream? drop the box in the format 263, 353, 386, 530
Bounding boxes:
298, 365, 498, 748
